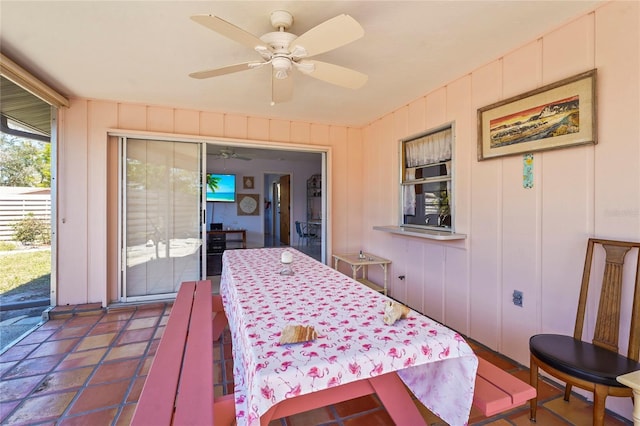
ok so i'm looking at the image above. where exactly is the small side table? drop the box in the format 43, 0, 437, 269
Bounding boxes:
333, 252, 391, 295
617, 370, 640, 426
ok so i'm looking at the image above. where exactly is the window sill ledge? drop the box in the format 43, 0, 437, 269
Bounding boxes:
373, 225, 467, 241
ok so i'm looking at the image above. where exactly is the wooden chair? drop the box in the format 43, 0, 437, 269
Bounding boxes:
529, 238, 640, 425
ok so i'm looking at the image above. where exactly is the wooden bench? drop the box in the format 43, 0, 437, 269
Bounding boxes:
131, 280, 235, 425
473, 357, 537, 416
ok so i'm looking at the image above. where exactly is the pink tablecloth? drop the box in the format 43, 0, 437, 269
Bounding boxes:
220, 248, 478, 426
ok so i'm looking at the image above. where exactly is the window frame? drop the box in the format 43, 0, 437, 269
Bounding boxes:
399, 122, 455, 233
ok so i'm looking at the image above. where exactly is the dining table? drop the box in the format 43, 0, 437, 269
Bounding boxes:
220, 247, 478, 426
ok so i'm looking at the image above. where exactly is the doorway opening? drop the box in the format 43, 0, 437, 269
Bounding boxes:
0, 76, 55, 350
206, 143, 325, 263
264, 173, 290, 248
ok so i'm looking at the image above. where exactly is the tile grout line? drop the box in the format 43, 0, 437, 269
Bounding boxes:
328, 404, 345, 426
0, 315, 78, 424
110, 304, 171, 425
219, 329, 234, 396
53, 305, 167, 424
2, 304, 633, 425
54, 309, 138, 423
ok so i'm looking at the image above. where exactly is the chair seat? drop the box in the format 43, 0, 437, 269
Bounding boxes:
530, 334, 640, 387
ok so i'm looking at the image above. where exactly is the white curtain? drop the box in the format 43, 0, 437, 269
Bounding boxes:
404, 128, 452, 168
403, 168, 416, 215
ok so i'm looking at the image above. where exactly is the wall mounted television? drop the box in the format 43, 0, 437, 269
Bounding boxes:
206, 173, 236, 202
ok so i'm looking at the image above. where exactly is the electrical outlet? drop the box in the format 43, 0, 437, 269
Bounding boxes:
512, 290, 523, 307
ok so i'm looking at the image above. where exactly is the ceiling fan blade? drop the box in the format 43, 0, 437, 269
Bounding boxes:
290, 14, 364, 58
302, 60, 368, 89
189, 62, 256, 79
209, 148, 252, 160
191, 15, 267, 51
233, 154, 252, 161
272, 73, 293, 104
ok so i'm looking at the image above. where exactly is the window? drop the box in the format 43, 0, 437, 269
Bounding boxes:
400, 123, 454, 232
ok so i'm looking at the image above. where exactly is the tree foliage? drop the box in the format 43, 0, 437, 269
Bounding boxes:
0, 133, 51, 187
12, 213, 51, 245
207, 174, 221, 193
126, 159, 200, 196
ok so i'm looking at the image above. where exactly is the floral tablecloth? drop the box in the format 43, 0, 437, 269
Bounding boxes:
220, 248, 478, 426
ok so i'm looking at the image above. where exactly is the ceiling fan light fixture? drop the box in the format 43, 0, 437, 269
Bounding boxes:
254, 45, 272, 60
272, 56, 291, 79
289, 45, 308, 59
295, 61, 315, 74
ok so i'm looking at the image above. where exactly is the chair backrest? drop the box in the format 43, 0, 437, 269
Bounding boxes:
574, 238, 640, 361
295, 221, 302, 237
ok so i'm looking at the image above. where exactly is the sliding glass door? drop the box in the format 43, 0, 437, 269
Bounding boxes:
120, 137, 203, 301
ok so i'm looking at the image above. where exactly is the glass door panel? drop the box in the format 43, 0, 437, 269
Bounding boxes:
122, 138, 202, 301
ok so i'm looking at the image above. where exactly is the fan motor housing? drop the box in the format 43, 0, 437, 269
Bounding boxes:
260, 32, 296, 52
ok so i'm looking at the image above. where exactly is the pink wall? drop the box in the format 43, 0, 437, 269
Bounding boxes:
359, 1, 638, 418
57, 103, 364, 306
55, 0, 637, 419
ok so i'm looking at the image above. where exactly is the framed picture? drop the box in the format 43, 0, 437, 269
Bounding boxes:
237, 194, 259, 216
477, 69, 596, 161
243, 176, 254, 189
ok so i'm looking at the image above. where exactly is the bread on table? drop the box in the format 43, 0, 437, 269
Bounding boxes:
383, 301, 411, 325
280, 325, 317, 344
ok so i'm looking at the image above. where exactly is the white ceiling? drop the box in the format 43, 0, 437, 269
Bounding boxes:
1, 1, 603, 128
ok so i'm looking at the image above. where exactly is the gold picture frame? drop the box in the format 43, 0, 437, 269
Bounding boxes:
477, 69, 596, 161
243, 176, 254, 189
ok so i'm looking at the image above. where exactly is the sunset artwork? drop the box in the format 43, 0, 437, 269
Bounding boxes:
489, 95, 580, 148
478, 70, 595, 161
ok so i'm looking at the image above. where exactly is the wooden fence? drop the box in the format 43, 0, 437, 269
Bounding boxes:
0, 193, 51, 241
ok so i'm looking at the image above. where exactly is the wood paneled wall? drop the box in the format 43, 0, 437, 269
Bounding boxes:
58, 102, 363, 306
358, 2, 638, 418
359, 2, 639, 392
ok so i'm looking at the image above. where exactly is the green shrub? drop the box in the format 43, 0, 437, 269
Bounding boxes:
12, 213, 51, 245
0, 241, 17, 251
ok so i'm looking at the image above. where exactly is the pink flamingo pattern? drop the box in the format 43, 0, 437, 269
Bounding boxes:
221, 248, 478, 426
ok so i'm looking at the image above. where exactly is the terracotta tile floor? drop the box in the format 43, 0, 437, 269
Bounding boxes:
0, 303, 632, 425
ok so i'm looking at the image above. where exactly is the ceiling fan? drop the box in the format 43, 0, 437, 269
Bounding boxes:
208, 148, 252, 161
189, 10, 368, 104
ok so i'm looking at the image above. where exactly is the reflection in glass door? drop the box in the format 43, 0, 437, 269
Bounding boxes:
120, 138, 203, 301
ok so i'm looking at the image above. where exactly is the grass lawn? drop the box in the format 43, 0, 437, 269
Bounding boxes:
0, 249, 51, 295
